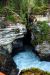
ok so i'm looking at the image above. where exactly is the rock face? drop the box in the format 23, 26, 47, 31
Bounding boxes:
0, 47, 19, 75
0, 20, 27, 53
35, 41, 50, 61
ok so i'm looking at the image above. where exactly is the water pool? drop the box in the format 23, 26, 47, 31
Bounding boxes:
13, 47, 50, 72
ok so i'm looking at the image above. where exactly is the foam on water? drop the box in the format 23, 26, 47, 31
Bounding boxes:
13, 48, 50, 72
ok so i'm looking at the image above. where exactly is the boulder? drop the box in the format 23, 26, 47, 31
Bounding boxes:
35, 41, 50, 61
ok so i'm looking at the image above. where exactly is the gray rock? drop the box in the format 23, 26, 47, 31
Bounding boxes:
35, 41, 50, 61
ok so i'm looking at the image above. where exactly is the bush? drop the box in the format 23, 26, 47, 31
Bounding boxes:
32, 5, 47, 15
32, 21, 50, 46
20, 68, 50, 75
0, 7, 23, 23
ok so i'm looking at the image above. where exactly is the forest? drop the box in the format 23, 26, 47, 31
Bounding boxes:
0, 0, 48, 22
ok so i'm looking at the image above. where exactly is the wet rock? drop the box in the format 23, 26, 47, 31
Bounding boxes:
0, 48, 19, 75
35, 41, 50, 61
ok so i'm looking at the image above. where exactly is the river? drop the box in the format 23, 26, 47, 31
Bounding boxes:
13, 46, 50, 72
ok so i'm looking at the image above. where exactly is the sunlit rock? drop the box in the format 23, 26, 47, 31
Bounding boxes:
0, 22, 26, 54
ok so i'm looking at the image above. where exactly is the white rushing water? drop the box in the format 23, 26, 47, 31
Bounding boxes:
13, 47, 50, 72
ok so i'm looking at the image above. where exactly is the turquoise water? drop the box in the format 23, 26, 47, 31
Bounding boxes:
13, 47, 50, 72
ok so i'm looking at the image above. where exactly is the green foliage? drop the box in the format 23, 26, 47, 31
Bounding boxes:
37, 21, 49, 42
6, 14, 16, 23
20, 68, 50, 75
0, 0, 28, 22
0, 0, 48, 21
30, 0, 48, 15
37, 21, 49, 35
34, 0, 42, 7
8, 0, 15, 11
31, 5, 47, 15
31, 21, 49, 46
0, 7, 22, 23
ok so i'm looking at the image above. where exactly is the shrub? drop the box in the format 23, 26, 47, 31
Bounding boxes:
31, 21, 50, 46
20, 68, 50, 75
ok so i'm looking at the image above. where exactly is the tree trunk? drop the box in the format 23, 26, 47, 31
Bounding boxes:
0, 0, 8, 6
